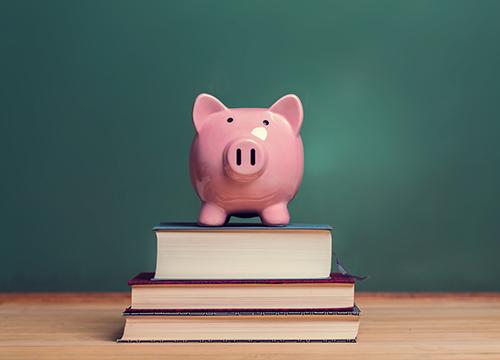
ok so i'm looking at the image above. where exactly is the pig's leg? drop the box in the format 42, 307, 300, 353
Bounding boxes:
198, 202, 227, 226
260, 202, 290, 225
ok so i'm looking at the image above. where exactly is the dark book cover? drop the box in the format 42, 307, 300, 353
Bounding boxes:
123, 305, 360, 317
153, 222, 333, 231
128, 272, 356, 286
117, 339, 356, 343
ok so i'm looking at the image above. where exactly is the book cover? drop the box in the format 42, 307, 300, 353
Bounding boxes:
129, 272, 356, 286
153, 223, 333, 231
123, 305, 361, 316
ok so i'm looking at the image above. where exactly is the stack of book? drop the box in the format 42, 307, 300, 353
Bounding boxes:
119, 223, 360, 342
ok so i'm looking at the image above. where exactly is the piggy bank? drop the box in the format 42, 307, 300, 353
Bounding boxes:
190, 93, 304, 226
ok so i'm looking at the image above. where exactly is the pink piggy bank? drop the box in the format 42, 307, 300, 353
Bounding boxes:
190, 93, 304, 226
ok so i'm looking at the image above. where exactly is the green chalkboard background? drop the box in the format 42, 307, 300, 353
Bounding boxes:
1, 0, 499, 291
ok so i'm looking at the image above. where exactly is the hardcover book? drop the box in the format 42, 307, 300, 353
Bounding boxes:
154, 223, 333, 280
118, 306, 360, 342
128, 272, 356, 310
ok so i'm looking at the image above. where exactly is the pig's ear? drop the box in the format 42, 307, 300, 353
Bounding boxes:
192, 93, 227, 132
269, 94, 303, 134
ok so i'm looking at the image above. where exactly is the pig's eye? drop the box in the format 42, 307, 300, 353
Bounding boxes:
227, 117, 234, 123
263, 120, 269, 126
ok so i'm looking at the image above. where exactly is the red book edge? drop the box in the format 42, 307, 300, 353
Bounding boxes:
128, 272, 356, 286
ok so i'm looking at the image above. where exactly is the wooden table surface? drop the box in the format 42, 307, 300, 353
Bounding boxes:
1, 292, 499, 359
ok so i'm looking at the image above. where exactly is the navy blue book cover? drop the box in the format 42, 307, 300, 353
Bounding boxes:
153, 223, 333, 231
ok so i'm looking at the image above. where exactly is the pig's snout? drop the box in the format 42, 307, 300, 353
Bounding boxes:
224, 139, 266, 181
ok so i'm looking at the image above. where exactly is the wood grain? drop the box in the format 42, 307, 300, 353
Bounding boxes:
1, 292, 499, 359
